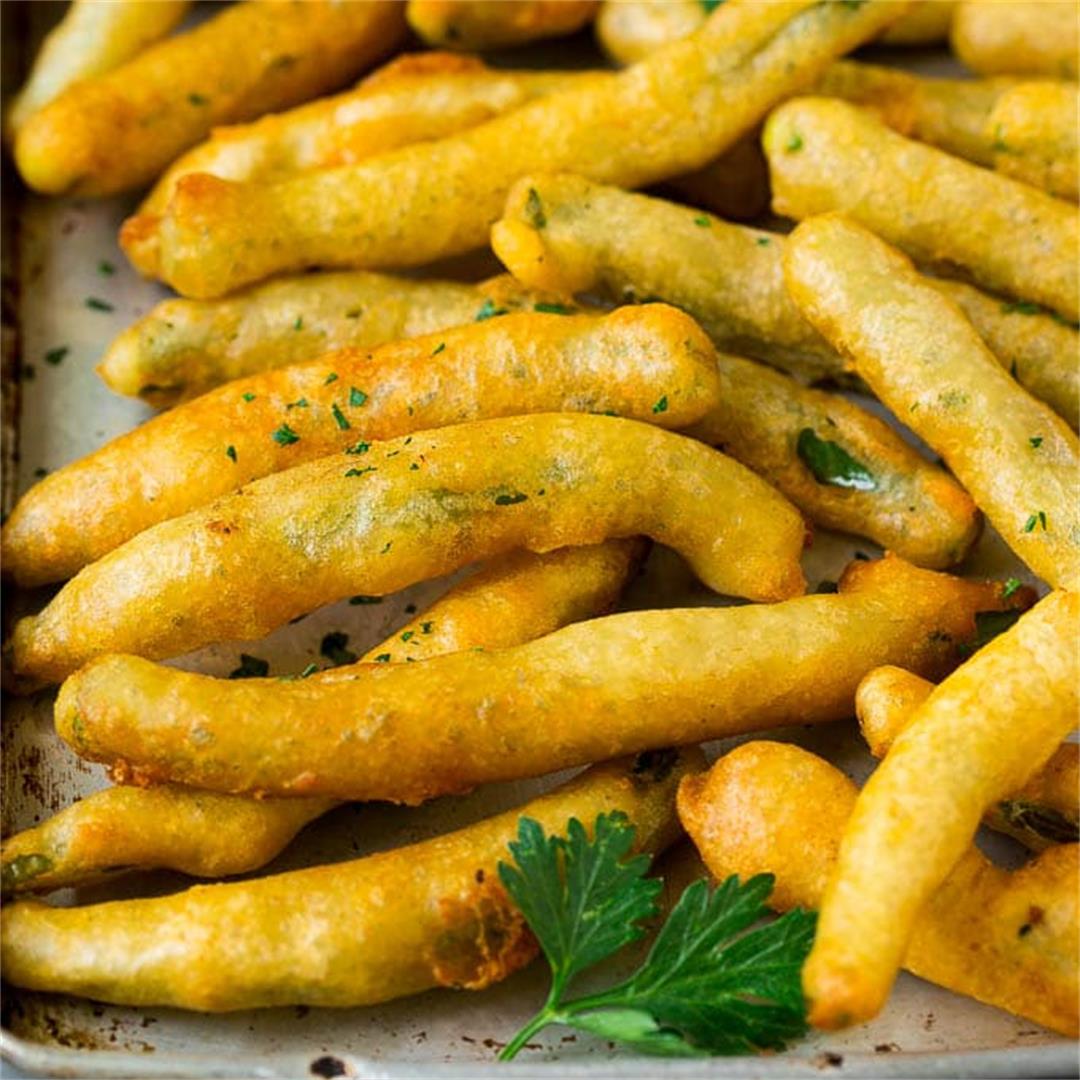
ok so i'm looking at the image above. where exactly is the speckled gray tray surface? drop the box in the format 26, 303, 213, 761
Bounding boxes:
2, 4, 1077, 1079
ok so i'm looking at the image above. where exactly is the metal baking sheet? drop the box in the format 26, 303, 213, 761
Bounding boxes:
2, 5, 1076, 1077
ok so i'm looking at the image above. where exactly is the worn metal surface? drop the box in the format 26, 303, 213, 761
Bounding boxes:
1, 6, 1075, 1077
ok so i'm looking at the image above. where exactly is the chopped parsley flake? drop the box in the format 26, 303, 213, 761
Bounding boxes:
1029, 436, 1043, 448
421, 621, 434, 634
525, 187, 547, 229
332, 403, 351, 430
401, 630, 415, 642
85, 297, 113, 312
346, 440, 370, 455
293, 316, 303, 330
286, 397, 309, 409
381, 541, 392, 554
494, 492, 528, 506
1002, 577, 1023, 599
699, 0, 725, 11
226, 445, 237, 462
349, 387, 368, 407
475, 299, 508, 322
432, 342, 446, 356
374, 653, 391, 663
652, 395, 669, 414
786, 133, 804, 153
324, 372, 338, 385
409, 462, 420, 470
756, 237, 771, 246
98, 260, 115, 276
242, 392, 256, 402
44, 346, 68, 366
344, 466, 376, 477
349, 594, 382, 604
271, 423, 300, 445
188, 92, 209, 106
534, 302, 574, 314
1023, 512, 1047, 532
693, 216, 711, 228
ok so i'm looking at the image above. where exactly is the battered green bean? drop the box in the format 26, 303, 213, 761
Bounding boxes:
9, 414, 806, 687
1, 749, 701, 1011
2, 541, 643, 895
55, 555, 1024, 801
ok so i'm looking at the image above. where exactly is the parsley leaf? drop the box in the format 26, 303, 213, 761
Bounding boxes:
534, 302, 574, 315
497, 813, 814, 1060
500, 813, 659, 996
796, 428, 876, 491
957, 608, 1023, 659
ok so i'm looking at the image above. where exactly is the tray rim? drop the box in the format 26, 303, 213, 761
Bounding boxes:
2, 1029, 1077, 1080
2, 6, 1077, 1078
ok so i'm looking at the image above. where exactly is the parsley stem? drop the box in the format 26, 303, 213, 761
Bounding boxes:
499, 1007, 561, 1061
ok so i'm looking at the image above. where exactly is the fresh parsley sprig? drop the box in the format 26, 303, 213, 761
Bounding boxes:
497, 812, 815, 1060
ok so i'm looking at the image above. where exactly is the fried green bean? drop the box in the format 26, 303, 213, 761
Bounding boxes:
55, 555, 1026, 801
784, 213, 1080, 589
407, 0, 599, 50
137, 54, 600, 222
0, 787, 334, 898
678, 741, 1079, 1038
855, 665, 1079, 852
986, 81, 1079, 202
803, 590, 1079, 1028
595, 1, 950, 65
493, 172, 1079, 424
766, 96, 1079, 322
99, 273, 571, 408
2, 541, 643, 895
9, 414, 806, 687
0, 749, 701, 1011
7, 304, 718, 586
951, 1, 1079, 79
815, 60, 1015, 167
5, 0, 190, 142
14, 0, 406, 197
128, 0, 907, 297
